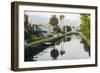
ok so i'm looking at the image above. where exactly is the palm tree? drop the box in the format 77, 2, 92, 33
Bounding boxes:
59, 15, 65, 54
59, 15, 65, 32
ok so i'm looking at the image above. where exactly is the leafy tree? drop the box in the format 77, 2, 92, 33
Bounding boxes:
24, 15, 29, 29
24, 27, 33, 40
80, 14, 90, 40
49, 15, 58, 33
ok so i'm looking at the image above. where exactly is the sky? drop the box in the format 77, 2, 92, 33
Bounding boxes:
25, 11, 81, 27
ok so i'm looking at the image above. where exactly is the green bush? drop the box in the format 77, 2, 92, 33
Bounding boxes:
48, 35, 53, 37
32, 36, 43, 41
80, 14, 90, 40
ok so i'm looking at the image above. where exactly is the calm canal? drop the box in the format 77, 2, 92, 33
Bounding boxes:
25, 34, 90, 61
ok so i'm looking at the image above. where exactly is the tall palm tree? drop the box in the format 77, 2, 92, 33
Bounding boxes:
59, 15, 65, 54
59, 15, 65, 32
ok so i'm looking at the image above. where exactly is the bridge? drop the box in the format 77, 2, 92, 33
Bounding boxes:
25, 31, 89, 49
62, 31, 81, 36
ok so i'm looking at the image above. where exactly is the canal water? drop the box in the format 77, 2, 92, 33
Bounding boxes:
25, 34, 90, 61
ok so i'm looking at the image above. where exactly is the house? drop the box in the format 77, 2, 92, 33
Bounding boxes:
63, 25, 72, 32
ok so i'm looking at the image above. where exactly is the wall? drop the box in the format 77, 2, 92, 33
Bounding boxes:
0, 0, 99, 73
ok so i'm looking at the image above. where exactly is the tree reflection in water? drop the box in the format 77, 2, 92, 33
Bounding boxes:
60, 49, 65, 56
50, 45, 59, 60
25, 34, 90, 61
60, 36, 72, 56
82, 39, 90, 56
60, 40, 65, 56
63, 35, 71, 42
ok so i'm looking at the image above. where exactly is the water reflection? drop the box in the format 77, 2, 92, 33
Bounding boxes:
60, 50, 65, 56
50, 47, 59, 60
63, 36, 71, 42
25, 34, 90, 61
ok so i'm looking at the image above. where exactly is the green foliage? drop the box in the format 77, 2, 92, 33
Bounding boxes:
49, 15, 58, 26
25, 27, 45, 43
80, 14, 90, 40
48, 34, 53, 38
24, 27, 34, 40
32, 36, 43, 41
49, 15, 58, 33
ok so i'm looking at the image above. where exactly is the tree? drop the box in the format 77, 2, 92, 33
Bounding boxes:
49, 15, 58, 33
80, 14, 90, 40
24, 15, 29, 29
59, 15, 65, 32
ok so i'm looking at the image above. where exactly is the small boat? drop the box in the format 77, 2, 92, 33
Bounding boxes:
43, 42, 55, 46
